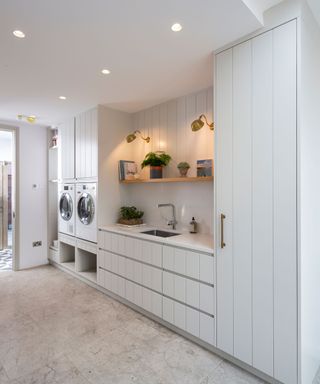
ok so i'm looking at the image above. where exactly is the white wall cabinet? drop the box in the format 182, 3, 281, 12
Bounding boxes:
75, 108, 98, 180
215, 20, 297, 384
59, 118, 75, 180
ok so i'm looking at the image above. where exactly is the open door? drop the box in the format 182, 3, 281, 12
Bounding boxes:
0, 130, 14, 271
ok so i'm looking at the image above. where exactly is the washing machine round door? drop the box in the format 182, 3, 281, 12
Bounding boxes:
59, 192, 73, 221
77, 192, 95, 225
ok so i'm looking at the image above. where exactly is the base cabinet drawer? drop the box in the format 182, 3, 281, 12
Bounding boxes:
163, 271, 215, 316
162, 297, 215, 346
142, 287, 162, 318
163, 246, 214, 285
200, 313, 215, 345
99, 269, 125, 299
125, 280, 142, 307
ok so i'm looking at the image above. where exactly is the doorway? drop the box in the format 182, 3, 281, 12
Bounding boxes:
0, 130, 15, 271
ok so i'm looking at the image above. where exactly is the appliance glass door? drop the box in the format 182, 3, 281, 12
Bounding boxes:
77, 193, 95, 225
59, 192, 73, 221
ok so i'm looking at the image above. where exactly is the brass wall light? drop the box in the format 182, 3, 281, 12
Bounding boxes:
126, 130, 150, 143
191, 114, 214, 132
17, 114, 37, 123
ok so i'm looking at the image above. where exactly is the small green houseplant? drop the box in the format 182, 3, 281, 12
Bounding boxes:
118, 206, 144, 226
141, 151, 172, 179
177, 161, 190, 177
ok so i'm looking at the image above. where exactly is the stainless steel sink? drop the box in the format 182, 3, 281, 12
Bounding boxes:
140, 229, 181, 238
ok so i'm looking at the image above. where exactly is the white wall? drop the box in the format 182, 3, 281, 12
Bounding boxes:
0, 131, 13, 161
18, 123, 48, 269
98, 106, 133, 227
122, 88, 213, 234
300, 3, 320, 383
0, 121, 48, 269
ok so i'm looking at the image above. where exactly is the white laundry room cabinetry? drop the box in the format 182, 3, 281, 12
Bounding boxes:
59, 118, 75, 181
75, 108, 98, 181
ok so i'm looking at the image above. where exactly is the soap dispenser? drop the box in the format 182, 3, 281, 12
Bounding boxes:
189, 217, 198, 234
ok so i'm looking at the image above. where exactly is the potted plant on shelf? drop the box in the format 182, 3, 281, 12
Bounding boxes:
118, 206, 144, 226
141, 151, 171, 179
177, 162, 190, 177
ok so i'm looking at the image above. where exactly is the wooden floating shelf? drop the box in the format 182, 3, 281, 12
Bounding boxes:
120, 176, 213, 184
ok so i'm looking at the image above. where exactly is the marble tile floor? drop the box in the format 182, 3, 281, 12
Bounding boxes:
0, 265, 267, 384
0, 249, 12, 271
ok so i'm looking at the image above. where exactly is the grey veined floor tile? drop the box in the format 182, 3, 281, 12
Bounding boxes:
0, 265, 266, 384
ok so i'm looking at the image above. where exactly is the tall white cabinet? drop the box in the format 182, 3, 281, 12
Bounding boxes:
75, 108, 98, 180
215, 20, 297, 384
59, 118, 75, 180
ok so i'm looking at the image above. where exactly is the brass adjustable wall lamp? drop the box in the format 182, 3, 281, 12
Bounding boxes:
126, 130, 150, 143
191, 114, 214, 132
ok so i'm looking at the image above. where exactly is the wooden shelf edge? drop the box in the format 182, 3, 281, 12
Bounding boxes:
120, 176, 213, 184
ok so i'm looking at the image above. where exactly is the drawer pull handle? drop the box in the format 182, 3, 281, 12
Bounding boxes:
220, 214, 226, 249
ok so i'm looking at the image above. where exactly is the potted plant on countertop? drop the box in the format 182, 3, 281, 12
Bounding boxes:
141, 151, 172, 179
118, 206, 144, 226
177, 161, 190, 177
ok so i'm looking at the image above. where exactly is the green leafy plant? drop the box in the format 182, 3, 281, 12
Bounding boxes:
177, 162, 190, 169
119, 206, 144, 220
141, 152, 172, 168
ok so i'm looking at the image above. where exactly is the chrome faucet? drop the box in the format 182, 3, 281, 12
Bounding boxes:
158, 203, 177, 230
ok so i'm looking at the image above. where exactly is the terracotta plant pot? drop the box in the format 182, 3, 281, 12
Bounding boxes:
178, 167, 189, 177
150, 166, 163, 179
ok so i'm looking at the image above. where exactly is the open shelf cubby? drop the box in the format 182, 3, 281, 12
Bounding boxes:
76, 248, 97, 283
59, 242, 76, 271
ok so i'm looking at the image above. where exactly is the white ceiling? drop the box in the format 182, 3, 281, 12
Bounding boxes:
308, 0, 320, 26
0, 0, 276, 126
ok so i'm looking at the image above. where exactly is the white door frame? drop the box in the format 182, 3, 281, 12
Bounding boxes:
0, 124, 19, 271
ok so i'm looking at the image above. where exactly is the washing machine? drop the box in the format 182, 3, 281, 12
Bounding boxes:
75, 183, 97, 243
58, 184, 75, 236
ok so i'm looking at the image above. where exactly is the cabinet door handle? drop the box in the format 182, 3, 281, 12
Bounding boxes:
220, 213, 226, 249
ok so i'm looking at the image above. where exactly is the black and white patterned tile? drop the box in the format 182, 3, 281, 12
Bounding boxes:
0, 249, 12, 271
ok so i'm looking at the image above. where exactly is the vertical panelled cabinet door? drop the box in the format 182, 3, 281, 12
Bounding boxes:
75, 108, 98, 179
215, 20, 297, 384
60, 118, 75, 180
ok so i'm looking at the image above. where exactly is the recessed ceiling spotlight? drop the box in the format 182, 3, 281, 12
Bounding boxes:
101, 69, 111, 75
13, 30, 25, 38
171, 23, 182, 32
59, 96, 66, 100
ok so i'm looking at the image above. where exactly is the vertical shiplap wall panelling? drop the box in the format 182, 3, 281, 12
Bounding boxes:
167, 100, 177, 177
92, 108, 98, 178
215, 50, 234, 355
273, 20, 297, 384
85, 110, 91, 178
206, 88, 214, 159
152, 106, 160, 153
195, 90, 208, 160
159, 103, 167, 152
252, 31, 274, 377
186, 93, 197, 177
176, 96, 187, 169
132, 87, 213, 178
232, 40, 253, 365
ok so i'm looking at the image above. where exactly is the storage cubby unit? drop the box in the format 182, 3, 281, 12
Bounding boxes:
59, 242, 75, 271
76, 248, 97, 283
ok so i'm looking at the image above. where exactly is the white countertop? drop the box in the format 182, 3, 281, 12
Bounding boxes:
99, 224, 214, 254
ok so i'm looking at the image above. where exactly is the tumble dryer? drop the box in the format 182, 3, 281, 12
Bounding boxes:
75, 183, 97, 243
58, 184, 75, 236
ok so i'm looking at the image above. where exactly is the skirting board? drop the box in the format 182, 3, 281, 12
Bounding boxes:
49, 259, 282, 384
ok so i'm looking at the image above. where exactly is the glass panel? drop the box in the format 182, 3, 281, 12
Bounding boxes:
59, 193, 73, 221
77, 193, 94, 225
